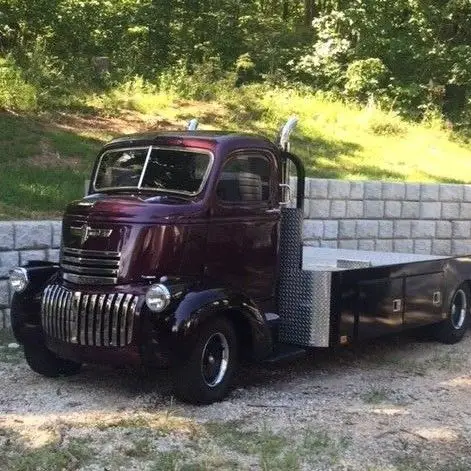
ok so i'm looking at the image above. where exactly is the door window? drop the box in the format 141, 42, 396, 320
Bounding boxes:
217, 154, 271, 202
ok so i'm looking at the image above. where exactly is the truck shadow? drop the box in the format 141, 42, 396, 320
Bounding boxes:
234, 330, 461, 391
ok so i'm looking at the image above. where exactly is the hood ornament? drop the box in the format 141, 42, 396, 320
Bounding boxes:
70, 225, 113, 245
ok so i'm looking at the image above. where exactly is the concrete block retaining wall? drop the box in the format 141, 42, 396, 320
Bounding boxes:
0, 221, 61, 329
2, 178, 471, 329
301, 179, 471, 255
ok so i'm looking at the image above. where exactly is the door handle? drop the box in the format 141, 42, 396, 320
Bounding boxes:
266, 208, 281, 214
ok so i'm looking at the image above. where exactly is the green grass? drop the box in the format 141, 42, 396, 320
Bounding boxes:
3, 81, 471, 218
0, 330, 22, 364
204, 421, 350, 470
0, 112, 102, 219
0, 436, 94, 471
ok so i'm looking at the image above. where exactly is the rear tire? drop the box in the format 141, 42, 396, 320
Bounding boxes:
433, 283, 470, 344
23, 343, 82, 377
172, 318, 238, 404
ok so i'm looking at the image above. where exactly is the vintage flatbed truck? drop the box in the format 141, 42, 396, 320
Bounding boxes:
8, 118, 471, 404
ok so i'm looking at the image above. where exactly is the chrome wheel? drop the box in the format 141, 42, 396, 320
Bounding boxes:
451, 289, 467, 330
201, 332, 229, 388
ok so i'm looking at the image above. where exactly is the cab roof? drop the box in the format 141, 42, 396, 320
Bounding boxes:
103, 131, 276, 151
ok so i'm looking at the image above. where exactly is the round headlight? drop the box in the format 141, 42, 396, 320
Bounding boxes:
9, 267, 29, 293
145, 284, 171, 312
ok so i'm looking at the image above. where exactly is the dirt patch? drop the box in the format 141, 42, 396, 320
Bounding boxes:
42, 100, 229, 141
1, 333, 471, 470
29, 139, 81, 169
43, 110, 154, 138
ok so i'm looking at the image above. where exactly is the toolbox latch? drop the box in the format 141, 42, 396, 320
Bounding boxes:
392, 299, 402, 312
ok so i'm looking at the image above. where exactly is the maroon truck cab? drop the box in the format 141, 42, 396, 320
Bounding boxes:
10, 128, 301, 404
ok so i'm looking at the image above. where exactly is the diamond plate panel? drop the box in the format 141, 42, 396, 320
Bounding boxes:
278, 208, 332, 347
337, 259, 372, 269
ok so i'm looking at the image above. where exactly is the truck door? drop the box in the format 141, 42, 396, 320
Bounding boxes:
205, 150, 280, 309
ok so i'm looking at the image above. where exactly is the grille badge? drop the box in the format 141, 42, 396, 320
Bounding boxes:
70, 225, 113, 245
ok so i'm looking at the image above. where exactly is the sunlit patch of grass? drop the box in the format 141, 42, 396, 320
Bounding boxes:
61, 411, 200, 438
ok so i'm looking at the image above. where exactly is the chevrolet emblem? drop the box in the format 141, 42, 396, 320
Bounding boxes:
70, 225, 113, 245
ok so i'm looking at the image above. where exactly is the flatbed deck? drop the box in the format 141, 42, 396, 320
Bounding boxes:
302, 247, 445, 271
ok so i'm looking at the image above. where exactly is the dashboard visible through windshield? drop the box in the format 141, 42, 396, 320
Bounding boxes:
93, 146, 213, 195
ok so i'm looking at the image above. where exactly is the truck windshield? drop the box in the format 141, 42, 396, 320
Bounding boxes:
93, 146, 212, 195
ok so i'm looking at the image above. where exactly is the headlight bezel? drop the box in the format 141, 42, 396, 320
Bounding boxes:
9, 267, 29, 293
145, 283, 172, 313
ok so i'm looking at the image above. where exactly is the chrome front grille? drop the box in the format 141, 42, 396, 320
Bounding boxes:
41, 285, 139, 347
61, 247, 120, 285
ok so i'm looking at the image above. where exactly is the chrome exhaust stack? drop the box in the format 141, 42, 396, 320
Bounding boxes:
187, 119, 199, 131
278, 116, 298, 151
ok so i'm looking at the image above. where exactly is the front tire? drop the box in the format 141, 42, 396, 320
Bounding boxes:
433, 284, 470, 344
23, 343, 82, 377
172, 318, 238, 404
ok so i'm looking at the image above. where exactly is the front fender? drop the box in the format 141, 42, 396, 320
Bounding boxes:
10, 262, 59, 344
144, 282, 274, 364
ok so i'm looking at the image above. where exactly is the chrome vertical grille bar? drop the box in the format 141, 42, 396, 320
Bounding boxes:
47, 285, 56, 336
79, 295, 89, 345
46, 285, 54, 336
96, 294, 106, 346
41, 285, 51, 332
50, 286, 57, 336
87, 294, 97, 346
65, 291, 73, 343
126, 296, 138, 345
57, 288, 65, 341
52, 285, 61, 338
103, 294, 115, 346
71, 292, 81, 344
111, 293, 124, 347
59, 288, 67, 341
120, 295, 132, 347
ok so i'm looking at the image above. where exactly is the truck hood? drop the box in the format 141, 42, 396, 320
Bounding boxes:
60, 193, 208, 284
65, 193, 208, 224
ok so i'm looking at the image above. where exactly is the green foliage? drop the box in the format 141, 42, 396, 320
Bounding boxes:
2, 0, 471, 121
345, 59, 389, 102
0, 57, 37, 111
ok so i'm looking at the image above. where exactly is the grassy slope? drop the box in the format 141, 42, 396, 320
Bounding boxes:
2, 86, 471, 219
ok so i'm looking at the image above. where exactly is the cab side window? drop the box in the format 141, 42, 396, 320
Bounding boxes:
217, 154, 271, 202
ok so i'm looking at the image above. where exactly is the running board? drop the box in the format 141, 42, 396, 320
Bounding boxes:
263, 343, 306, 364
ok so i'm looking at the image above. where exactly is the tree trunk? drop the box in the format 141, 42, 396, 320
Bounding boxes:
282, 0, 289, 20
304, 0, 316, 27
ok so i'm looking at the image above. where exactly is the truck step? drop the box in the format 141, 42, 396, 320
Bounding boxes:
263, 343, 306, 364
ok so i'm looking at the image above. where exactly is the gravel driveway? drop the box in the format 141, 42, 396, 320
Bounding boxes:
1, 330, 471, 471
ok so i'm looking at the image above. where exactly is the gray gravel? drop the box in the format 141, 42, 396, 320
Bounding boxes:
1, 332, 471, 470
